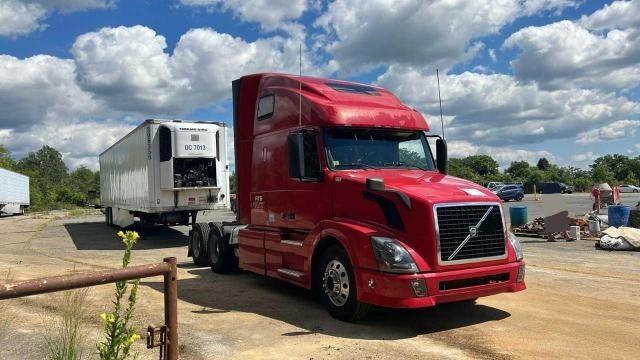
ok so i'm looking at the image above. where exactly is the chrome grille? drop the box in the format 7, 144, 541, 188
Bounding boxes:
435, 204, 506, 263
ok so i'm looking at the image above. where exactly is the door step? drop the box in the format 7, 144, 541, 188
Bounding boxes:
280, 239, 303, 246
276, 268, 305, 279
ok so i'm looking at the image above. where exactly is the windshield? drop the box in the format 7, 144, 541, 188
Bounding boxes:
325, 128, 436, 170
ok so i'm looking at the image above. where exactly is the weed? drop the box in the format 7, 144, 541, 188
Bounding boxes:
44, 289, 90, 360
97, 231, 141, 360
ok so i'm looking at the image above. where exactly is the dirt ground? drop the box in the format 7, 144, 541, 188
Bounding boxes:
0, 209, 639, 359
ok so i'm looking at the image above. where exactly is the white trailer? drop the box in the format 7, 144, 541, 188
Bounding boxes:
99, 119, 230, 228
0, 168, 30, 216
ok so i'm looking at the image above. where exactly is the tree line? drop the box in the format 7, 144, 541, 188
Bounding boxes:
449, 154, 639, 193
1, 145, 100, 211
2, 143, 638, 211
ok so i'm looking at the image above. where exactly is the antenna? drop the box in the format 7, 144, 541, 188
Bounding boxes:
436, 68, 445, 139
298, 43, 302, 128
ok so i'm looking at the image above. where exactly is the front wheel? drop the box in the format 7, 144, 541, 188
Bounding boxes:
317, 245, 370, 322
516, 194, 524, 202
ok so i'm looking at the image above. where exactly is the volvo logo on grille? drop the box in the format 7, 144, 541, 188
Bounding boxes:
469, 226, 478, 237
447, 206, 494, 261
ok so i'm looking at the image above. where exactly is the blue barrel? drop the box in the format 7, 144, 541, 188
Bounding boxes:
509, 206, 528, 227
608, 205, 631, 228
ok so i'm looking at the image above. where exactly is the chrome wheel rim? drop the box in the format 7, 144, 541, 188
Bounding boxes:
323, 259, 349, 307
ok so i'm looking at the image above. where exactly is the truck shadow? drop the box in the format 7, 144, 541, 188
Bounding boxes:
141, 268, 510, 340
64, 221, 188, 250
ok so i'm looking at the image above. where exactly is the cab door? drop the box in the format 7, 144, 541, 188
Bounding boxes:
284, 129, 330, 231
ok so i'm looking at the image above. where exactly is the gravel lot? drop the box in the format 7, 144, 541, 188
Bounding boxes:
0, 201, 638, 359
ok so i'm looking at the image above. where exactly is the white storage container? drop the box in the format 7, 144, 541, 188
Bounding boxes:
0, 168, 30, 215
99, 119, 230, 227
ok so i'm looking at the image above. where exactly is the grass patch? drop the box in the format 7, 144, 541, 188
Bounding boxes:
44, 289, 91, 360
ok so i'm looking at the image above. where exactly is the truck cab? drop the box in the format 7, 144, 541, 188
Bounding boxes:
192, 73, 525, 321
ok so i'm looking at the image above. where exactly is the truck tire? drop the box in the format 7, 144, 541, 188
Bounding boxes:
207, 229, 237, 273
316, 245, 370, 322
191, 223, 210, 267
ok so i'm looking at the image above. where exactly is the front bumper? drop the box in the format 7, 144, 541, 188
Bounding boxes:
356, 261, 526, 308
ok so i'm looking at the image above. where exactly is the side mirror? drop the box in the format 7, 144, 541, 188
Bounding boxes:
366, 178, 385, 191
436, 138, 448, 175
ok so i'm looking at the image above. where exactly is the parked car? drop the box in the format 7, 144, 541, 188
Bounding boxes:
619, 184, 640, 193
486, 181, 505, 190
538, 182, 573, 194
493, 185, 524, 202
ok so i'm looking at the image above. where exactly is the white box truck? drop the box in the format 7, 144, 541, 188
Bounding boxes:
99, 119, 230, 229
0, 168, 30, 216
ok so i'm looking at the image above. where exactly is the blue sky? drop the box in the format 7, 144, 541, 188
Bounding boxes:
0, 0, 638, 170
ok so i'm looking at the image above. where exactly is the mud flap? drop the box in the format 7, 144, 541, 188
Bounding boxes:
187, 229, 193, 257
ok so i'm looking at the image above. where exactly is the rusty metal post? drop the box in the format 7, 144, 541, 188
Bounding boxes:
163, 257, 178, 360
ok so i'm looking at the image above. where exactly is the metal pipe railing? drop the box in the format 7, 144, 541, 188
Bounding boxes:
0, 257, 178, 359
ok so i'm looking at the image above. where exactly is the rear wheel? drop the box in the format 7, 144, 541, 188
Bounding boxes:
516, 193, 524, 202
105, 207, 113, 226
207, 229, 237, 273
191, 223, 210, 266
316, 245, 370, 322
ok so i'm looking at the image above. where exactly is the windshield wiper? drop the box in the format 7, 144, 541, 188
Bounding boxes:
383, 162, 426, 170
337, 162, 379, 170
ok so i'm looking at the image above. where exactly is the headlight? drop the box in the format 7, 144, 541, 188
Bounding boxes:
508, 232, 523, 261
371, 236, 418, 273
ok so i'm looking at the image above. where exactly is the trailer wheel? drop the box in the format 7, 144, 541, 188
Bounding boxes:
105, 207, 113, 226
316, 245, 370, 322
191, 223, 210, 267
207, 230, 236, 273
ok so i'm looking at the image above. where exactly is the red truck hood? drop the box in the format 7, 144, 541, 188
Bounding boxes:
337, 169, 498, 204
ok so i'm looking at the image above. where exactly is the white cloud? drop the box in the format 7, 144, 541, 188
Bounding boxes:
0, 0, 114, 37
314, 0, 522, 72
0, 120, 134, 170
579, 0, 640, 31
505, 5, 640, 91
314, 0, 585, 74
377, 67, 640, 146
521, 0, 580, 15
71, 25, 316, 115
0, 54, 105, 130
0, 1, 48, 37
575, 119, 640, 143
448, 140, 556, 168
571, 151, 599, 162
180, 0, 309, 29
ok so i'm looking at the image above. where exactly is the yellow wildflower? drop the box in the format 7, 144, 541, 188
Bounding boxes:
117, 231, 125, 239
100, 313, 115, 323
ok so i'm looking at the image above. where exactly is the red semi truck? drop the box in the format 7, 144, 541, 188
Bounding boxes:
188, 73, 525, 321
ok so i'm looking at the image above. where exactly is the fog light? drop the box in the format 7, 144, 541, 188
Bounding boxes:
517, 265, 525, 283
410, 279, 428, 297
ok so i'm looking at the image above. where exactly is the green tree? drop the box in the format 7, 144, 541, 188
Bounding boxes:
506, 161, 531, 180
448, 158, 482, 184
461, 155, 499, 177
229, 172, 237, 194
0, 145, 16, 170
536, 157, 550, 170
592, 164, 614, 184
18, 145, 68, 184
